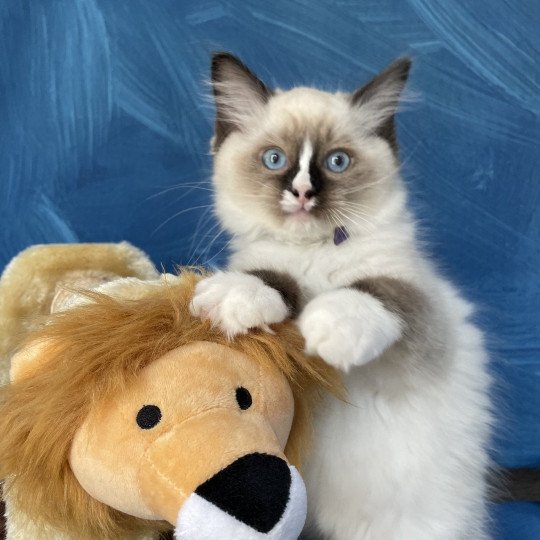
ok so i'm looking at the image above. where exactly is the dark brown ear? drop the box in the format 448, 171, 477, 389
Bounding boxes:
351, 57, 412, 153
211, 52, 272, 151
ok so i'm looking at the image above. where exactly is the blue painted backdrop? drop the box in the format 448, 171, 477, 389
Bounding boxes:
1, 1, 538, 536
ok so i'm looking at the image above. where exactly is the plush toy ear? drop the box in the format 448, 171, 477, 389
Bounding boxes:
0, 242, 158, 386
9, 339, 55, 383
50, 270, 120, 313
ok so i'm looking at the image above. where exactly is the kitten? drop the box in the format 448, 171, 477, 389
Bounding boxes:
191, 53, 492, 539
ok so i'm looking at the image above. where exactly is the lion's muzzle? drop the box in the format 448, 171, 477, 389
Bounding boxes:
175, 453, 307, 539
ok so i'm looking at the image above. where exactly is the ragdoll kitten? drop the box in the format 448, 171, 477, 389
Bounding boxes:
191, 53, 492, 539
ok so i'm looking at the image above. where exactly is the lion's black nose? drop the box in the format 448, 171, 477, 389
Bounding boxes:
195, 453, 291, 533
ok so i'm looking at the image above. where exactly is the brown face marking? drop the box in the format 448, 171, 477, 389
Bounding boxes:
277, 159, 300, 194
303, 128, 377, 225
239, 119, 377, 225
212, 72, 400, 235
211, 56, 412, 236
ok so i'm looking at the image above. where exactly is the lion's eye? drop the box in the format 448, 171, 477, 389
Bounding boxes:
235, 387, 252, 410
136, 405, 162, 429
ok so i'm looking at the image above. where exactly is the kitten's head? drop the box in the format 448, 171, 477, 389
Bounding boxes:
210, 53, 411, 242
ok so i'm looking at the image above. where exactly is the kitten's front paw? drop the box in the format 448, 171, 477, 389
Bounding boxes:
298, 289, 402, 372
191, 272, 289, 338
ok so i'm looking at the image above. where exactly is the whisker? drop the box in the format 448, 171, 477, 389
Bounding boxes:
339, 206, 373, 225
206, 235, 234, 266
251, 180, 282, 194
324, 211, 337, 228
240, 193, 276, 200
398, 140, 422, 170
190, 227, 228, 266
146, 182, 213, 200
188, 220, 222, 266
340, 165, 404, 196
326, 209, 343, 230
333, 207, 374, 231
188, 207, 217, 258
341, 178, 387, 195
338, 201, 372, 210
152, 204, 213, 235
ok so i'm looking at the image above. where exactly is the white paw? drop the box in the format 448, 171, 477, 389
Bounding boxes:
190, 271, 289, 338
298, 288, 402, 372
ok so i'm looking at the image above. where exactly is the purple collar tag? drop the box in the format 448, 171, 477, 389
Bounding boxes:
333, 225, 349, 246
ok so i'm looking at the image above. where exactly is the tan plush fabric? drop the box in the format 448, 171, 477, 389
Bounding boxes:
0, 242, 160, 540
0, 242, 158, 386
71, 341, 294, 524
0, 256, 340, 539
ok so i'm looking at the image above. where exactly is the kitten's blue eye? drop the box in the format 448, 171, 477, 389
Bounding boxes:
262, 148, 288, 170
325, 151, 350, 173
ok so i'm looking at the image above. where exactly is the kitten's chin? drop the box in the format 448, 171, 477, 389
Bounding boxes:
216, 195, 331, 244
278, 212, 330, 242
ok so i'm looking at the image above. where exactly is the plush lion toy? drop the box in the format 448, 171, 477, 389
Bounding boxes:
0, 243, 339, 540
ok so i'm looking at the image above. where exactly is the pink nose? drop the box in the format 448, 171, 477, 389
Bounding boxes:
291, 187, 314, 204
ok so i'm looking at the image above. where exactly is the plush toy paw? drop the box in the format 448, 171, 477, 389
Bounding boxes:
191, 272, 289, 338
298, 288, 402, 372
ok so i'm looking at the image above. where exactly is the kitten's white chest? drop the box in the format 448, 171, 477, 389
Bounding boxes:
229, 231, 419, 297
229, 238, 357, 295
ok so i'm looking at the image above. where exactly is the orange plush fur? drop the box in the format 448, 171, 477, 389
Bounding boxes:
0, 271, 340, 539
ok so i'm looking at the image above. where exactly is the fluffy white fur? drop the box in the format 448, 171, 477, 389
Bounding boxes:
194, 56, 492, 539
298, 288, 402, 372
191, 271, 289, 338
219, 208, 492, 540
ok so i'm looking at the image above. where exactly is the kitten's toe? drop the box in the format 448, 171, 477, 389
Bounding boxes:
219, 279, 288, 336
191, 271, 289, 337
299, 288, 402, 371
300, 313, 359, 371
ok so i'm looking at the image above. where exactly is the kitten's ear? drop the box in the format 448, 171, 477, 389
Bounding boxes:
350, 57, 411, 152
211, 52, 272, 150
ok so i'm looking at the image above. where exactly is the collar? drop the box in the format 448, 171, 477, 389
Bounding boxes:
333, 225, 349, 246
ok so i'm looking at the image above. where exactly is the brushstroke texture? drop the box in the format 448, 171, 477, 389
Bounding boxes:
0, 0, 538, 536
